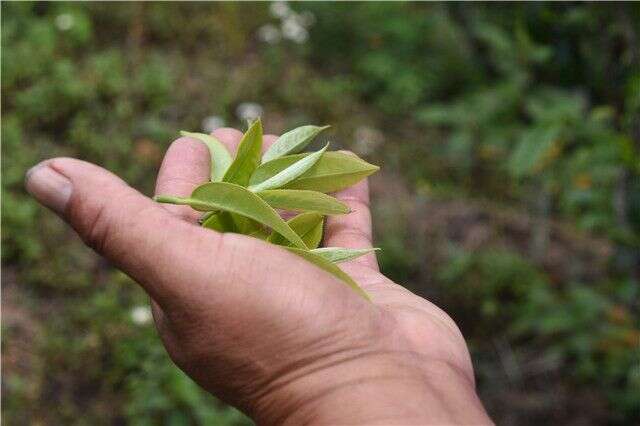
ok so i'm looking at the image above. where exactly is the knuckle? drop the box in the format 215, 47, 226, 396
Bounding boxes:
160, 175, 198, 189
211, 127, 243, 139
325, 227, 372, 245
77, 198, 113, 253
68, 190, 142, 254
339, 196, 371, 209
171, 136, 209, 155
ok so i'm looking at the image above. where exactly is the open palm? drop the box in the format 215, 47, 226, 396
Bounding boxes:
26, 128, 491, 425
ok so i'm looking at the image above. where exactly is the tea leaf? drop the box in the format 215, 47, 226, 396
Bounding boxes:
202, 212, 225, 232
199, 211, 215, 223
210, 212, 262, 235
202, 211, 257, 234
248, 143, 329, 192
311, 247, 380, 263
223, 119, 263, 186
155, 181, 307, 249
269, 212, 323, 249
180, 131, 232, 181
285, 247, 370, 301
262, 125, 330, 162
230, 212, 263, 234
248, 227, 270, 240
250, 152, 379, 193
257, 189, 349, 214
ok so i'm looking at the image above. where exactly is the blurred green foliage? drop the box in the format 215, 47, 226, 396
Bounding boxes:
2, 2, 638, 425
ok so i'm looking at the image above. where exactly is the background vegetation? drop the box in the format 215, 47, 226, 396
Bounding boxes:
2, 2, 638, 424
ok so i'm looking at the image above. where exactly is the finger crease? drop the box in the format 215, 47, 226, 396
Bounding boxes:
325, 228, 372, 244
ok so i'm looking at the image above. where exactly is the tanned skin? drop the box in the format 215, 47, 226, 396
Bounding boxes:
26, 128, 493, 425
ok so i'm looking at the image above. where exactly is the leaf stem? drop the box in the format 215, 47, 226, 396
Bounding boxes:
153, 195, 192, 205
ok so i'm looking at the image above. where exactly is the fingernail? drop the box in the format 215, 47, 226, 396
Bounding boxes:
25, 164, 73, 215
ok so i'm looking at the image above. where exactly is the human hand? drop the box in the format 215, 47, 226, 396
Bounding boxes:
25, 128, 492, 425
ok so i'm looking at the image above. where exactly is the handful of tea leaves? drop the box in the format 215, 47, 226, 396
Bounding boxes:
155, 120, 379, 299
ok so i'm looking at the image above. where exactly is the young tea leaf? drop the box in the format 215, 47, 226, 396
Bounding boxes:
284, 247, 371, 301
202, 212, 225, 232
269, 212, 324, 249
250, 152, 379, 194
248, 227, 271, 240
155, 181, 308, 249
158, 120, 381, 303
262, 125, 330, 162
199, 210, 216, 224
311, 247, 380, 263
257, 189, 349, 214
223, 119, 263, 186
205, 212, 260, 235
180, 131, 232, 181
202, 211, 258, 234
228, 212, 262, 234
249, 143, 329, 192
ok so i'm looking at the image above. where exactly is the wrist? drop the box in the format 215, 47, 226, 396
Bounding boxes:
250, 350, 492, 425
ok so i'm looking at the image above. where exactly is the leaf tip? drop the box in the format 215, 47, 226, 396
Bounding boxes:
364, 163, 381, 174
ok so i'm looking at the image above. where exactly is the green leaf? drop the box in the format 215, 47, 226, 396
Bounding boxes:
269, 212, 324, 249
202, 212, 225, 232
284, 247, 370, 301
223, 119, 263, 186
202, 211, 255, 234
155, 182, 308, 249
199, 211, 216, 223
250, 152, 379, 193
201, 211, 261, 234
248, 143, 329, 192
262, 125, 330, 162
311, 247, 380, 263
226, 212, 263, 235
180, 131, 232, 181
257, 189, 349, 214
508, 125, 561, 177
248, 227, 270, 240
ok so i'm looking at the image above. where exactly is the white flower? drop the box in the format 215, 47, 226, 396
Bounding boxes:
236, 102, 263, 121
55, 13, 74, 31
281, 16, 308, 44
270, 1, 291, 19
257, 24, 281, 44
130, 306, 152, 325
299, 11, 316, 27
202, 115, 225, 133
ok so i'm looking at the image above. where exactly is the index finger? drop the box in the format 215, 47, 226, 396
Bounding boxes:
155, 137, 211, 222
210, 127, 278, 154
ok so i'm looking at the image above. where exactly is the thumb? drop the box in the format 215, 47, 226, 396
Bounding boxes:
24, 158, 365, 315
24, 157, 218, 308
